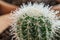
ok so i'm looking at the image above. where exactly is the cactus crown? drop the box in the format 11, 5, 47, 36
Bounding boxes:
11, 3, 60, 40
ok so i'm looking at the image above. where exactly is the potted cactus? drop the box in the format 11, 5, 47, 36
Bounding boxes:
11, 3, 60, 40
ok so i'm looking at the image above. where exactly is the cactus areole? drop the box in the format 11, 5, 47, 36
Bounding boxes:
11, 3, 60, 40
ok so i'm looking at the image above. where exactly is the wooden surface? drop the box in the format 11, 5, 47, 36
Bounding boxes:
0, 14, 12, 34
0, 1, 18, 34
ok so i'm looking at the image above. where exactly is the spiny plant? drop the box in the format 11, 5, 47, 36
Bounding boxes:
10, 3, 60, 40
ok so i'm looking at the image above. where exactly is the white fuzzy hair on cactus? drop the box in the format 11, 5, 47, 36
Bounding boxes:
10, 2, 60, 40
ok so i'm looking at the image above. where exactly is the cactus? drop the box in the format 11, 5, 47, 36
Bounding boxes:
11, 3, 60, 40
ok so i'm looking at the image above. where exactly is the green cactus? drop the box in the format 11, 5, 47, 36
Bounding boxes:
11, 3, 60, 40
15, 14, 52, 40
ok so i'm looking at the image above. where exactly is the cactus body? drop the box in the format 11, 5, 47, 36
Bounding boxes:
11, 3, 60, 40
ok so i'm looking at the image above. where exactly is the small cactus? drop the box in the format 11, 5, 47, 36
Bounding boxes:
11, 3, 60, 40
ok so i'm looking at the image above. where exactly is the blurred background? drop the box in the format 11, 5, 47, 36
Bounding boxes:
3, 0, 57, 6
